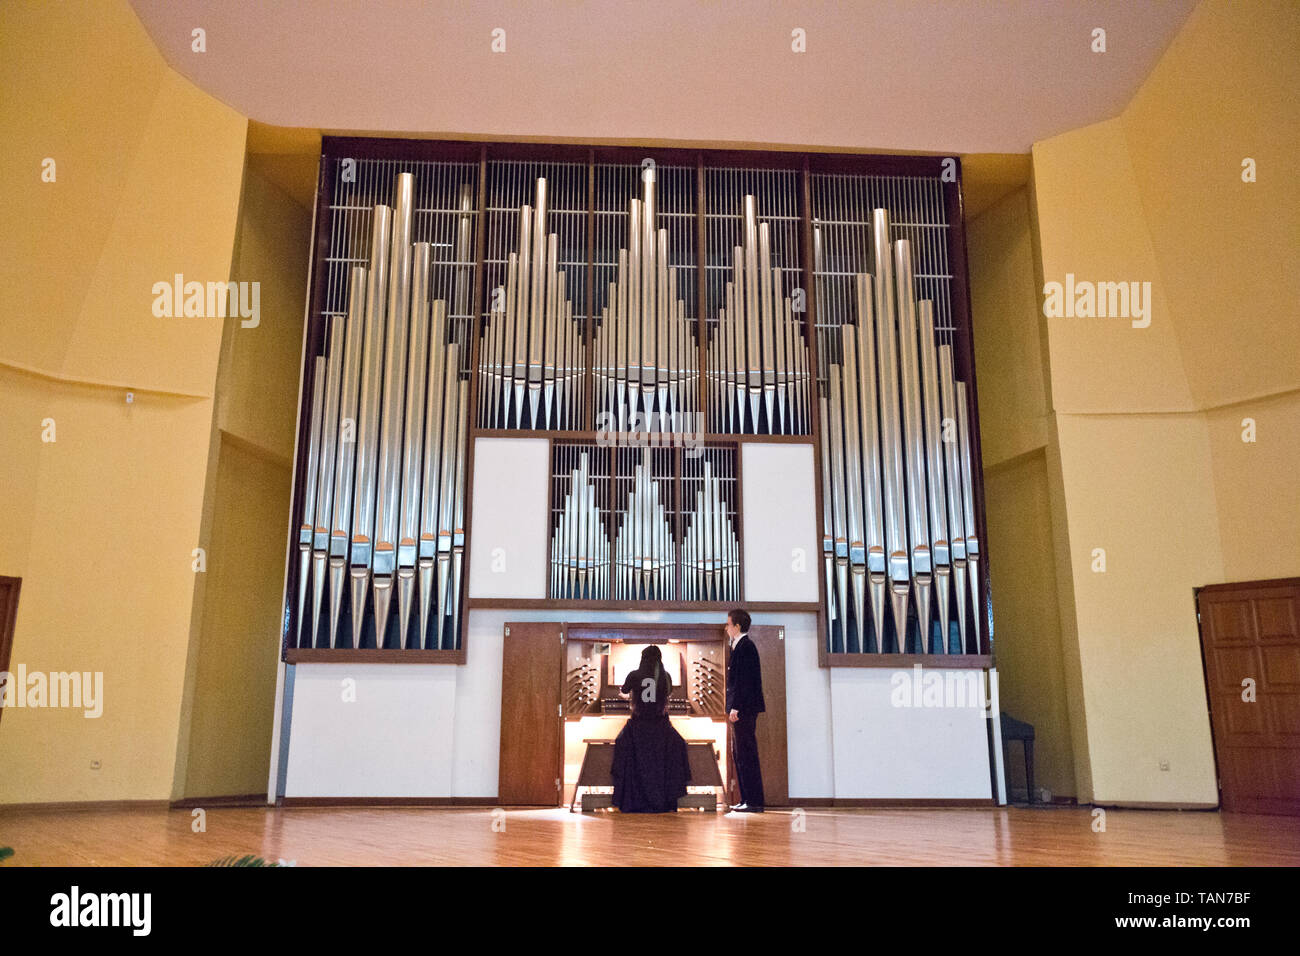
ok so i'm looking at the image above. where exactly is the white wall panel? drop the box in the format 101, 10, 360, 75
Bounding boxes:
284, 664, 457, 797
769, 612, 835, 799
741, 443, 820, 602
467, 437, 549, 599
829, 668, 993, 799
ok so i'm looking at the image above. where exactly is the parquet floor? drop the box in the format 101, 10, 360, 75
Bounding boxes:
2, 804, 1297, 866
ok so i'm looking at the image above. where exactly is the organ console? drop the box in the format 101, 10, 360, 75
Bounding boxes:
563, 634, 729, 810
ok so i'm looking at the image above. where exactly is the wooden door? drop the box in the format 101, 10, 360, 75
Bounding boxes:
1197, 579, 1300, 815
0, 577, 19, 726
725, 624, 789, 807
498, 621, 564, 805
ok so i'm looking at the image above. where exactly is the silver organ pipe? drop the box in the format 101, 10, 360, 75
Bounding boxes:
296, 170, 474, 651
417, 303, 449, 650
814, 205, 983, 655
347, 203, 392, 649
708, 194, 809, 435
449, 376, 469, 649
938, 345, 969, 652
296, 357, 326, 646
956, 378, 981, 653
852, 275, 888, 652
894, 239, 933, 652
435, 342, 462, 650
371, 172, 415, 649
396, 243, 431, 650
818, 394, 838, 648
826, 363, 850, 652
327, 269, 368, 648
309, 316, 346, 648
838, 324, 868, 653
872, 209, 911, 650
918, 300, 952, 653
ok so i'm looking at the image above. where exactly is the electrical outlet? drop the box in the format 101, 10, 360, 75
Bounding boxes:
1159, 759, 1170, 771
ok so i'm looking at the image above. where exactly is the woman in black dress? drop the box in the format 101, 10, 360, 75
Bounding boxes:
610, 645, 691, 813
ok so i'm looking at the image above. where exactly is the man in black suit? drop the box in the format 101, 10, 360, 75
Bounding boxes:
724, 608, 765, 813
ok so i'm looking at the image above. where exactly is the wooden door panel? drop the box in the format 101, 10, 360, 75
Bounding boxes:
1262, 645, 1300, 686
748, 624, 788, 807
0, 577, 19, 727
1258, 598, 1297, 639
1199, 580, 1300, 815
1208, 601, 1252, 642
498, 621, 563, 805
1220, 695, 1267, 740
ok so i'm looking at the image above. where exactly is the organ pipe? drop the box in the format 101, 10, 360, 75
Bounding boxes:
894, 240, 933, 652
938, 345, 969, 652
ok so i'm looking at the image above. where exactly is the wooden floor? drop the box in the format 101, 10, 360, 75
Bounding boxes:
3, 804, 1299, 866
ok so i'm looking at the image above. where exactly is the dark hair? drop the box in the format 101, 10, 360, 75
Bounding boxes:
637, 644, 668, 713
728, 609, 751, 632
639, 643, 663, 677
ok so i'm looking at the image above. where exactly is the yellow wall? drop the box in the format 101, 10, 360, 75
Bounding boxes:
0, 0, 246, 802
172, 162, 310, 800
1026, 0, 1299, 805
967, 187, 1077, 800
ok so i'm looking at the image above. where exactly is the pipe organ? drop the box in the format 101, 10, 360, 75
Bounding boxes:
812, 172, 984, 656
293, 170, 474, 650
285, 145, 989, 658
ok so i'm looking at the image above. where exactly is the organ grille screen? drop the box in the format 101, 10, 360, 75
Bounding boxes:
811, 172, 979, 656
549, 443, 740, 604
282, 142, 988, 661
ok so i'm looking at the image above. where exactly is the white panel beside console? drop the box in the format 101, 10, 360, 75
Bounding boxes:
741, 442, 820, 602
829, 668, 992, 799
467, 437, 549, 599
770, 611, 835, 799
285, 664, 458, 798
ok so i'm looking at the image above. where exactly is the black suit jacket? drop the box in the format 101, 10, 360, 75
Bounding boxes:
725, 634, 765, 716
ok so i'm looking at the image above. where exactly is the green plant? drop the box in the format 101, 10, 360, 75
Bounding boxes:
204, 855, 289, 867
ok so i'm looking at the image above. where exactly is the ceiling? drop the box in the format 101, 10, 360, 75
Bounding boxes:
130, 0, 1198, 157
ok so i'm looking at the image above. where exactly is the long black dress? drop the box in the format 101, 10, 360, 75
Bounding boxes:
610, 666, 691, 813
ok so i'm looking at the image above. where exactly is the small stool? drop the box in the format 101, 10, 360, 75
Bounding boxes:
1000, 712, 1035, 805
